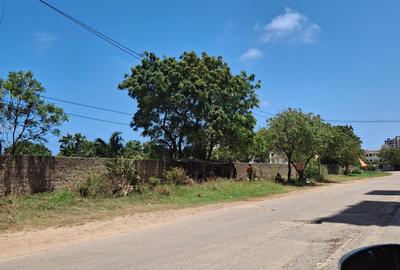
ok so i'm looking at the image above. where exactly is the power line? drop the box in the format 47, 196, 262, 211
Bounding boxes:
67, 113, 130, 126
326, 119, 400, 124
42, 95, 134, 116
37, 0, 143, 61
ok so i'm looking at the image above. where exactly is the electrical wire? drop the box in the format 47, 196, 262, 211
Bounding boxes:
41, 95, 134, 116
66, 113, 130, 126
38, 0, 143, 61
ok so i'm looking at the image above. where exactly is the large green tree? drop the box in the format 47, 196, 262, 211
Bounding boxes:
0, 71, 68, 155
322, 125, 362, 174
118, 51, 260, 160
212, 128, 270, 162
264, 108, 331, 181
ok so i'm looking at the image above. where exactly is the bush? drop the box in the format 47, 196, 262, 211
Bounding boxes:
163, 167, 194, 185
48, 190, 75, 206
367, 165, 378, 172
104, 158, 140, 196
104, 158, 140, 187
79, 174, 113, 198
351, 168, 363, 175
304, 165, 319, 179
147, 176, 161, 189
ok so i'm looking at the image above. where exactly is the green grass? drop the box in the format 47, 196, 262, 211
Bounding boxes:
325, 171, 391, 183
0, 180, 297, 232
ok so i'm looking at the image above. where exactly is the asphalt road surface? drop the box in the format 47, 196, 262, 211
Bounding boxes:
2, 172, 400, 270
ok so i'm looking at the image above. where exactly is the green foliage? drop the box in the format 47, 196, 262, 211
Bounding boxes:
147, 176, 161, 188
163, 167, 193, 185
379, 147, 400, 167
48, 190, 75, 206
78, 174, 113, 198
0, 71, 68, 154
212, 128, 270, 162
118, 51, 260, 160
108, 131, 124, 158
104, 157, 140, 187
366, 164, 378, 172
124, 140, 143, 159
264, 108, 331, 181
93, 138, 108, 157
304, 163, 319, 179
350, 168, 362, 175
4, 140, 51, 156
322, 125, 363, 173
59, 133, 95, 157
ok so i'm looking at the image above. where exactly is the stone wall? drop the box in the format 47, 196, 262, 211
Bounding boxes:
0, 156, 108, 197
234, 163, 293, 180
0, 155, 346, 198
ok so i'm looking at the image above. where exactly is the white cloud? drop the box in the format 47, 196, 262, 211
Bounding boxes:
240, 48, 263, 62
260, 8, 320, 44
32, 32, 58, 52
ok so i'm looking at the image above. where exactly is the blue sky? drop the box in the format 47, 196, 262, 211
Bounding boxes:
1, 0, 400, 153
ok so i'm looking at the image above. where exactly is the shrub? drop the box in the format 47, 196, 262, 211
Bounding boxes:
48, 190, 75, 206
304, 164, 319, 179
163, 167, 194, 185
79, 174, 113, 198
351, 168, 363, 175
147, 176, 161, 189
104, 158, 140, 196
104, 158, 140, 187
367, 165, 378, 172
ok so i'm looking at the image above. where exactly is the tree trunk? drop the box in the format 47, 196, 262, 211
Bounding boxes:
298, 170, 304, 181
344, 165, 350, 175
287, 159, 292, 181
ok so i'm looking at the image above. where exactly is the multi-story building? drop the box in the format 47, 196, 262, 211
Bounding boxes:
363, 150, 382, 164
385, 136, 400, 148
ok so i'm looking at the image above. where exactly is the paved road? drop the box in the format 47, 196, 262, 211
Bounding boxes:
2, 172, 400, 270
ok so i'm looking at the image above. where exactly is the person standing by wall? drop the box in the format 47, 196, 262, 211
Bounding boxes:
246, 164, 254, 181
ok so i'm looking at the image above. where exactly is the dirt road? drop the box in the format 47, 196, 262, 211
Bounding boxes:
1, 172, 399, 269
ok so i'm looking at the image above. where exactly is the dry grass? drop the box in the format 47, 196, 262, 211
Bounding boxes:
0, 179, 297, 232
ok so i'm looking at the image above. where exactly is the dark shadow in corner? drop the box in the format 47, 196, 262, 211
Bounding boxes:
313, 201, 400, 227
365, 190, 400, 196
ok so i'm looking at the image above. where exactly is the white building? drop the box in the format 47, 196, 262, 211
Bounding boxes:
364, 150, 382, 164
269, 152, 287, 164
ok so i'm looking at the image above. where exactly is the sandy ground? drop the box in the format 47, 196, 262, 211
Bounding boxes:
0, 191, 302, 261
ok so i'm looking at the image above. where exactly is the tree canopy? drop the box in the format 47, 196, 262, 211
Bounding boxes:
4, 140, 51, 156
264, 108, 331, 181
322, 125, 362, 173
0, 71, 68, 154
379, 147, 400, 168
118, 51, 260, 160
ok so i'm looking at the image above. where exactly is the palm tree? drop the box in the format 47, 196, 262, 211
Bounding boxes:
108, 131, 124, 157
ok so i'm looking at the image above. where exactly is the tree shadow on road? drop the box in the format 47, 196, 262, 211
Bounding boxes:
313, 201, 400, 226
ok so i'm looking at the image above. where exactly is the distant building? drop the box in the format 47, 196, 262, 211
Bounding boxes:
269, 152, 287, 165
363, 150, 382, 164
385, 136, 400, 148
